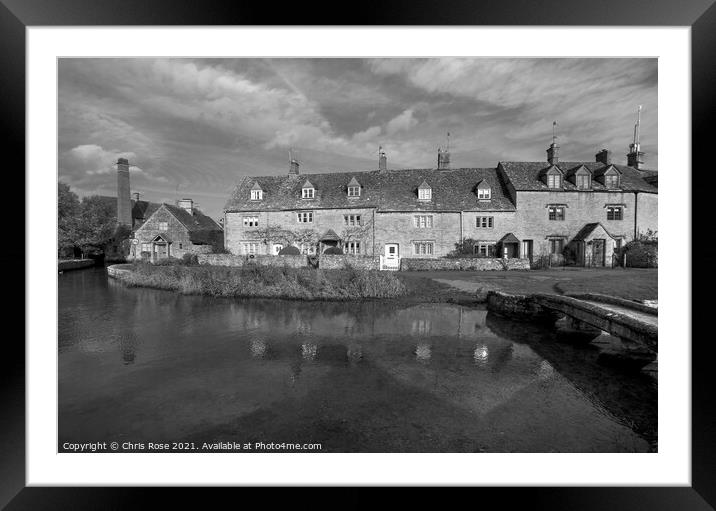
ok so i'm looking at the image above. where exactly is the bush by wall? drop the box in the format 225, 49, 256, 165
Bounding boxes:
278, 246, 301, 255
622, 240, 658, 268
197, 253, 308, 268
319, 255, 379, 270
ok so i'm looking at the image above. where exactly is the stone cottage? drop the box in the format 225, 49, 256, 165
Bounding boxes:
223, 135, 657, 268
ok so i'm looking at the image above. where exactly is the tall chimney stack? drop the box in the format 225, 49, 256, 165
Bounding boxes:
378, 146, 387, 171
116, 158, 132, 227
288, 149, 300, 175
626, 105, 645, 170
177, 198, 193, 215
547, 121, 559, 165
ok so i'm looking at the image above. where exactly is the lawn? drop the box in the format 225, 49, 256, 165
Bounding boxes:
399, 267, 658, 302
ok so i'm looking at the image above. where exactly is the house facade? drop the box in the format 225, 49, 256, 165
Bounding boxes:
223, 143, 657, 268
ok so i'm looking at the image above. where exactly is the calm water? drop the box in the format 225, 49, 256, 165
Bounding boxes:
58, 267, 656, 452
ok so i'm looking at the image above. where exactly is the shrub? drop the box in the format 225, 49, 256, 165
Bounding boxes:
323, 247, 343, 255
278, 245, 301, 255
622, 240, 658, 268
153, 257, 184, 266
182, 252, 200, 265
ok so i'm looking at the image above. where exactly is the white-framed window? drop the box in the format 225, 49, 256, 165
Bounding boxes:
250, 190, 263, 200
547, 174, 562, 188
413, 241, 434, 256
414, 215, 433, 228
474, 242, 496, 257
477, 188, 491, 199
243, 216, 259, 227
418, 188, 432, 200
606, 206, 624, 220
344, 214, 362, 226
302, 187, 315, 199
297, 211, 313, 223
141, 243, 151, 253
549, 239, 564, 254
345, 241, 361, 255
300, 243, 316, 255
548, 205, 565, 221
242, 242, 260, 255
347, 186, 360, 197
604, 174, 620, 188
476, 216, 494, 228
576, 175, 591, 189
158, 221, 168, 231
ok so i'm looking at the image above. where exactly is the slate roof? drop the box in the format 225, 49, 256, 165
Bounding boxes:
499, 162, 657, 193
225, 168, 517, 213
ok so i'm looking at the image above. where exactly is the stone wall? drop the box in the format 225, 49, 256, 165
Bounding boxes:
58, 259, 94, 272
198, 253, 308, 268
486, 291, 562, 323
319, 255, 380, 270
401, 257, 507, 271
501, 258, 531, 270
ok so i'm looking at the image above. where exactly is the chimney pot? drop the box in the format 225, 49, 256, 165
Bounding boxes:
378, 149, 387, 171
437, 147, 450, 169
177, 198, 193, 215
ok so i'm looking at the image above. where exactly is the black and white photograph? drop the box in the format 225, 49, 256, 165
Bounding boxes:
56, 56, 660, 454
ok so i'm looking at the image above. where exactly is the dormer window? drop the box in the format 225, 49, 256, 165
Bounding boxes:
476, 180, 492, 199
597, 165, 622, 189
543, 165, 564, 189
418, 181, 432, 201
302, 179, 315, 199
576, 175, 591, 189
605, 174, 620, 189
347, 177, 361, 197
570, 165, 592, 190
250, 182, 263, 201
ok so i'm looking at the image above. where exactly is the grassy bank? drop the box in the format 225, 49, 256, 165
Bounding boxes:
121, 263, 408, 301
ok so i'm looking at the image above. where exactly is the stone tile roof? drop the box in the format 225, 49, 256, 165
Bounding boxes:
572, 222, 615, 241
499, 162, 658, 193
95, 196, 161, 225
161, 204, 223, 245
225, 168, 517, 213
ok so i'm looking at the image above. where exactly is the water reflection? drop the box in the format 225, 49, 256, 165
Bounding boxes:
59, 268, 657, 453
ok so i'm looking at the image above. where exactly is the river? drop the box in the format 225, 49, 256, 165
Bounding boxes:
58, 267, 656, 452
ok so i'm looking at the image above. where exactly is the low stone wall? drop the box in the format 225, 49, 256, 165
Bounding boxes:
565, 292, 658, 316
400, 257, 530, 271
319, 255, 380, 270
58, 259, 94, 272
486, 290, 563, 323
106, 264, 134, 280
197, 253, 308, 268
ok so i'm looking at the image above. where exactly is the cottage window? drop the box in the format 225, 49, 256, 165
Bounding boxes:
477, 188, 492, 199
413, 241, 434, 256
344, 214, 362, 226
242, 242, 260, 255
347, 186, 361, 197
547, 174, 562, 189
345, 241, 361, 255
297, 212, 313, 223
418, 188, 432, 200
604, 174, 620, 188
576, 175, 591, 189
243, 216, 259, 227
548, 206, 565, 221
414, 215, 433, 228
302, 188, 315, 199
159, 221, 168, 231
606, 206, 623, 221
141, 243, 151, 253
300, 243, 316, 255
549, 239, 564, 254
250, 190, 263, 200
476, 216, 494, 228
475, 242, 496, 257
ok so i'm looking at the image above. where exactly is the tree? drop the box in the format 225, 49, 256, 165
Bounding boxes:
447, 238, 479, 258
65, 195, 117, 258
58, 182, 80, 256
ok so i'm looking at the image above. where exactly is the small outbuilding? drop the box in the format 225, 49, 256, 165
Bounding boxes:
570, 222, 617, 267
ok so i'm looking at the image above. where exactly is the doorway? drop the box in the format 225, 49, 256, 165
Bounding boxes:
592, 239, 605, 267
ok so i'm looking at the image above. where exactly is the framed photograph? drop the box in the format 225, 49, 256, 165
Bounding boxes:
3, 0, 713, 507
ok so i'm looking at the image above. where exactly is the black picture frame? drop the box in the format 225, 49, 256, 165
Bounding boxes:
2, 0, 713, 508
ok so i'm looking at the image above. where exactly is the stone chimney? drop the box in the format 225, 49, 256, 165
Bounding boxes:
177, 198, 193, 215
626, 105, 645, 170
132, 192, 141, 202
595, 149, 611, 165
546, 143, 559, 165
289, 158, 300, 175
378, 147, 387, 171
437, 147, 450, 170
116, 158, 132, 227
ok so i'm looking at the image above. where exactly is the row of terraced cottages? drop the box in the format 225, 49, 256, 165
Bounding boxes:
223, 146, 657, 268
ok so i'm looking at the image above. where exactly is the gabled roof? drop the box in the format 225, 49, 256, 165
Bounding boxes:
476, 179, 491, 189
250, 181, 263, 191
593, 164, 622, 177
94, 196, 161, 225
499, 232, 520, 244
347, 176, 361, 187
572, 222, 615, 241
499, 161, 657, 193
225, 168, 517, 213
162, 203, 222, 233
565, 164, 592, 178
418, 180, 432, 190
319, 229, 341, 242
302, 179, 315, 189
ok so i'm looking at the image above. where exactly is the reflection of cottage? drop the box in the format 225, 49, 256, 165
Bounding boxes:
129, 199, 223, 262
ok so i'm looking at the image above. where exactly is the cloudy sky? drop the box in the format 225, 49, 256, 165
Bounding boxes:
58, 58, 657, 219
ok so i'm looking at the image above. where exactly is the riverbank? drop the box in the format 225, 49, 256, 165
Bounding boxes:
58, 259, 94, 272
113, 263, 408, 301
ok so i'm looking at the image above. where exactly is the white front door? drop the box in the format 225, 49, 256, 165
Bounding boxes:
385, 243, 399, 259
